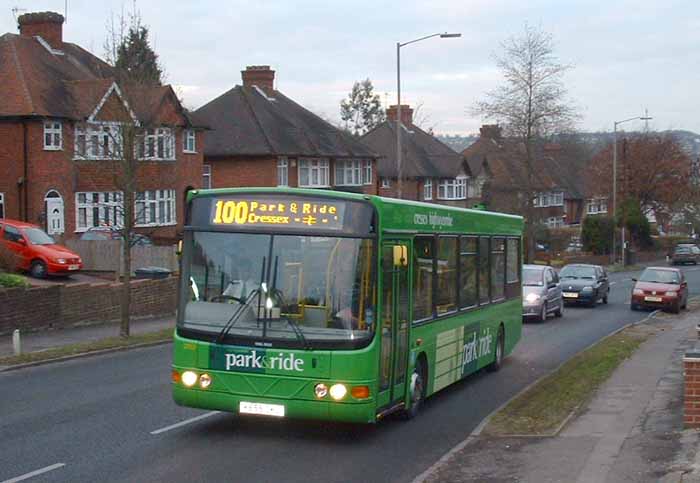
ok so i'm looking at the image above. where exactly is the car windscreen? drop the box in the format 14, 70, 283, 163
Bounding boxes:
639, 269, 680, 284
23, 227, 55, 245
560, 266, 596, 279
523, 268, 543, 286
674, 247, 691, 254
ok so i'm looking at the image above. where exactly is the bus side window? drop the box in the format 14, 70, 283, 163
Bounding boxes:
413, 236, 434, 322
478, 237, 490, 305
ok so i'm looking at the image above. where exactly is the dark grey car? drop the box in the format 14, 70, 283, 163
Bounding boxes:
559, 264, 610, 307
522, 264, 564, 322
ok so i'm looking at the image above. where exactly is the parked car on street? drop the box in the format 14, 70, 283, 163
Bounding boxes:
0, 218, 82, 278
80, 226, 152, 246
522, 264, 564, 322
559, 263, 610, 307
631, 266, 688, 314
671, 244, 700, 265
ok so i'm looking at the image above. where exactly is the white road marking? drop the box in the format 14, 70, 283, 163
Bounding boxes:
150, 411, 220, 435
1, 463, 66, 483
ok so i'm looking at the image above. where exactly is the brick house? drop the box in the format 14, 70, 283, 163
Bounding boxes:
463, 125, 587, 228
194, 66, 379, 194
0, 12, 205, 242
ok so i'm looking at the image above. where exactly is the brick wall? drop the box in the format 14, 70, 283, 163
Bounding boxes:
0, 276, 178, 335
0, 122, 26, 220
684, 353, 700, 428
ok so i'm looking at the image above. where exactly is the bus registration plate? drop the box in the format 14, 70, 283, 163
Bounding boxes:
240, 401, 285, 417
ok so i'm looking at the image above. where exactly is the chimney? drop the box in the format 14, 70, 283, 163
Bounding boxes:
387, 104, 413, 126
241, 65, 275, 94
479, 124, 502, 140
18, 12, 64, 50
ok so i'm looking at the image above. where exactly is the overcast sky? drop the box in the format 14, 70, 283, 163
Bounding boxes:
4, 0, 699, 135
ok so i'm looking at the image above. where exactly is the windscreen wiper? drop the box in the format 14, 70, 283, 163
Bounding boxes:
216, 288, 261, 344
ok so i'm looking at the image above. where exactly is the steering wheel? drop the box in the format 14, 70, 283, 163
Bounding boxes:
210, 295, 243, 303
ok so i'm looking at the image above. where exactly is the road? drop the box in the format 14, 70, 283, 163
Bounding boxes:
2, 265, 699, 483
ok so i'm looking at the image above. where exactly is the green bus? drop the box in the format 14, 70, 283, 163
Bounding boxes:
173, 188, 523, 423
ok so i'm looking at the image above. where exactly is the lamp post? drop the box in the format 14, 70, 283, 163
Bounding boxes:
612, 114, 652, 264
396, 32, 460, 198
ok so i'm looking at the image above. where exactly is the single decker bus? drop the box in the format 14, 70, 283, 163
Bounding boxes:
173, 188, 523, 423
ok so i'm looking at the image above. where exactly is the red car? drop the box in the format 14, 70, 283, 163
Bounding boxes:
630, 266, 688, 314
0, 219, 82, 278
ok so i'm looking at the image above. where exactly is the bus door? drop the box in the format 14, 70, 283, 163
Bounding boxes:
377, 241, 410, 409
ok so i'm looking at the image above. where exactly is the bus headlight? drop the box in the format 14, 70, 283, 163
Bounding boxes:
330, 384, 347, 400
314, 383, 328, 398
199, 373, 212, 389
182, 370, 198, 387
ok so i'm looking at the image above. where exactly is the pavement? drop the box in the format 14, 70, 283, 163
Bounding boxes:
422, 304, 700, 483
0, 316, 174, 360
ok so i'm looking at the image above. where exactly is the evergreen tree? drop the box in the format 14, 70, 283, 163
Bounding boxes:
340, 79, 385, 136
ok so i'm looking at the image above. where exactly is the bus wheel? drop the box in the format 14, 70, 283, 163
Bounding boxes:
488, 326, 505, 372
402, 359, 426, 420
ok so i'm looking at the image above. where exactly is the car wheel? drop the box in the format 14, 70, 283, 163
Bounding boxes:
630, 302, 638, 311
671, 300, 681, 314
603, 290, 609, 304
554, 298, 563, 318
402, 359, 426, 420
488, 326, 505, 372
30, 260, 47, 279
539, 302, 548, 322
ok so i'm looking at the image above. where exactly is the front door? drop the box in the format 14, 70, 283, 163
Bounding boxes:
377, 241, 410, 409
45, 192, 64, 235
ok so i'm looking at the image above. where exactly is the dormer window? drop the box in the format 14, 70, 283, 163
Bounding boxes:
44, 121, 62, 150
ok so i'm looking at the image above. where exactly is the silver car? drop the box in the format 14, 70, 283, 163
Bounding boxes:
522, 264, 564, 322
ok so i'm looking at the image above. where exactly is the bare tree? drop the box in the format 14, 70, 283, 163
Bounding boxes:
473, 24, 578, 261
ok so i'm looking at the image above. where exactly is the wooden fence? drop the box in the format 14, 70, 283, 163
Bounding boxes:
65, 240, 178, 273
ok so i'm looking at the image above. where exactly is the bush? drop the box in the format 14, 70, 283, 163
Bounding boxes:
582, 216, 614, 255
618, 199, 653, 250
0, 272, 30, 288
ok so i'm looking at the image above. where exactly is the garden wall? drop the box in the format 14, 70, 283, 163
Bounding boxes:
0, 276, 178, 335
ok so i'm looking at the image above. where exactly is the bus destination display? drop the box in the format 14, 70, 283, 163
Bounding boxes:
211, 198, 346, 230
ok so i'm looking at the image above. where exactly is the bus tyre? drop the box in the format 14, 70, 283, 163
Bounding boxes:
402, 360, 426, 420
488, 326, 505, 372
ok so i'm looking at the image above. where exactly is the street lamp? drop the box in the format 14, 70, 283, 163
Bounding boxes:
396, 32, 461, 198
612, 114, 652, 264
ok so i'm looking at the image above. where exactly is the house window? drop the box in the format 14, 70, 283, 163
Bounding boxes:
202, 165, 212, 189
277, 157, 288, 186
470, 177, 484, 198
44, 121, 62, 150
74, 123, 122, 159
298, 158, 330, 187
362, 160, 372, 185
335, 159, 363, 186
183, 130, 196, 153
0, 192, 4, 219
437, 176, 467, 200
545, 216, 564, 228
135, 189, 176, 227
424, 179, 433, 200
75, 191, 123, 231
381, 177, 391, 188
587, 198, 608, 214
535, 191, 564, 207
139, 128, 175, 160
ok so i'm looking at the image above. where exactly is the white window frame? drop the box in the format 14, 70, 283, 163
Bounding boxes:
545, 216, 564, 229
587, 198, 608, 214
424, 179, 433, 200
381, 177, 391, 188
277, 157, 288, 187
0, 192, 4, 219
140, 128, 175, 161
75, 191, 124, 232
535, 190, 564, 208
74, 122, 123, 160
298, 158, 330, 187
135, 189, 177, 227
183, 130, 196, 153
202, 165, 212, 189
437, 176, 467, 200
44, 121, 62, 150
362, 160, 372, 185
335, 159, 363, 186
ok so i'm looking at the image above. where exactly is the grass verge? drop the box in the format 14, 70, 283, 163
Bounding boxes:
0, 328, 173, 367
483, 325, 651, 436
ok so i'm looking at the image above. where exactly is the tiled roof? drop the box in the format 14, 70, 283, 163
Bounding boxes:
194, 85, 377, 158
360, 121, 465, 178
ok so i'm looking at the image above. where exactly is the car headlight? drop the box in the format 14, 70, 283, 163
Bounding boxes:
633, 288, 644, 295
181, 370, 198, 387
329, 384, 347, 400
581, 286, 593, 292
665, 291, 678, 297
56, 258, 67, 264
525, 293, 541, 303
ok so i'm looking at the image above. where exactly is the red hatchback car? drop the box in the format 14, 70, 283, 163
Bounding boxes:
630, 266, 688, 314
0, 219, 82, 278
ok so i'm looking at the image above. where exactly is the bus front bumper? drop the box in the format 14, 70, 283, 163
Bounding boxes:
173, 385, 377, 424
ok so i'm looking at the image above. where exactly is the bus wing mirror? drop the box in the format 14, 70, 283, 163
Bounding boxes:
176, 240, 183, 258
393, 245, 408, 267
